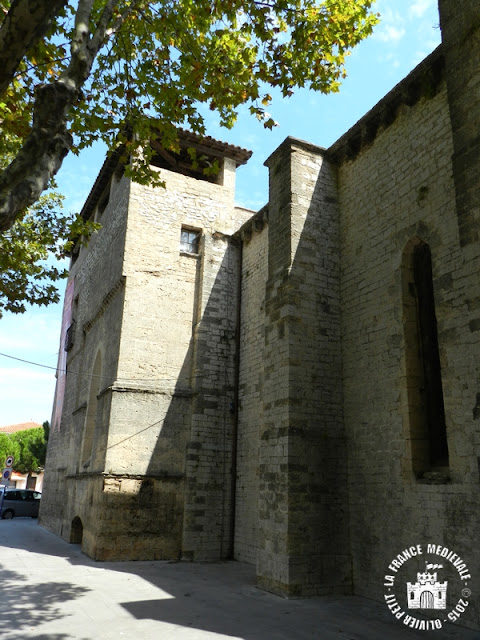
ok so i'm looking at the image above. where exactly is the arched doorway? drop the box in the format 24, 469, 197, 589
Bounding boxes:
70, 516, 83, 544
420, 590, 434, 609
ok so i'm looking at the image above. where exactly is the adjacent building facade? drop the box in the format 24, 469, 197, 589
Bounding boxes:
0, 422, 45, 490
41, 0, 480, 628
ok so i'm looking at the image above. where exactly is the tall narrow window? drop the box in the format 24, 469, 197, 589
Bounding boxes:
402, 239, 449, 477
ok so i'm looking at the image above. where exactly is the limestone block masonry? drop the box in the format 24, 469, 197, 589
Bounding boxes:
256, 139, 349, 597
41, 0, 480, 630
41, 142, 253, 562
234, 211, 268, 565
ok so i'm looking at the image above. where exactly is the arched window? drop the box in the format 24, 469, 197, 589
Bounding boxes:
402, 239, 449, 476
81, 350, 102, 467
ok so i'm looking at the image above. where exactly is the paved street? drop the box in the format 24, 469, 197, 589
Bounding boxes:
0, 518, 478, 640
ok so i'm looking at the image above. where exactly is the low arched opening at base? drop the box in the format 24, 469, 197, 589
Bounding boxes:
70, 516, 84, 544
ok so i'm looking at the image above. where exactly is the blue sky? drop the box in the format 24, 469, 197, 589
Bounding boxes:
0, 0, 441, 427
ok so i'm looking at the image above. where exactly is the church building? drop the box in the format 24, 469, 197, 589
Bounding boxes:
41, 0, 480, 628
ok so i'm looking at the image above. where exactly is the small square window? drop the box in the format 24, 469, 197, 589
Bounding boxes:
180, 227, 201, 254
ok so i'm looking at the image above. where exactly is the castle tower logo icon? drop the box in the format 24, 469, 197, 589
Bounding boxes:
384, 544, 472, 631
407, 563, 447, 610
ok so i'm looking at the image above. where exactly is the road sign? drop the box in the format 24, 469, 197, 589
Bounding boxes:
5, 455, 14, 468
2, 468, 12, 481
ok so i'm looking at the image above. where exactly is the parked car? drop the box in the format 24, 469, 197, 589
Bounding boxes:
0, 488, 42, 519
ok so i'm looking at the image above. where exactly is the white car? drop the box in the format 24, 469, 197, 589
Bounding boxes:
0, 488, 42, 519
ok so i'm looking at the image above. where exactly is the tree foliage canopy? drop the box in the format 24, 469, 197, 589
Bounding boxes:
0, 192, 98, 314
0, 0, 378, 312
0, 423, 48, 475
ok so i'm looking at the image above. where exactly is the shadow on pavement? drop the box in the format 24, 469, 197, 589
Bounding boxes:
114, 562, 478, 640
0, 564, 89, 638
0, 519, 478, 640
4, 636, 83, 640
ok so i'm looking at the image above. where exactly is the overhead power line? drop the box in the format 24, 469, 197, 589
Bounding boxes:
0, 350, 225, 385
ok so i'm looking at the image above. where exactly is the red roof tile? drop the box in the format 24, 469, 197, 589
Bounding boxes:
0, 421, 42, 433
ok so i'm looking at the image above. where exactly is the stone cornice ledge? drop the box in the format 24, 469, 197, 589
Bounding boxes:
328, 45, 445, 163
83, 276, 126, 334
110, 381, 193, 396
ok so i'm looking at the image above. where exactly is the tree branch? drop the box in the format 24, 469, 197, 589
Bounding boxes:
0, 0, 136, 232
0, 0, 68, 97
0, 81, 73, 232
90, 0, 126, 54
0, 0, 147, 231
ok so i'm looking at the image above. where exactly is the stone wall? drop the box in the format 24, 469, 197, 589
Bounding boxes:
40, 170, 130, 540
108, 163, 251, 560
41, 2, 480, 626
182, 233, 242, 560
235, 214, 268, 564
338, 77, 480, 626
439, 0, 480, 246
256, 139, 349, 596
42, 151, 253, 560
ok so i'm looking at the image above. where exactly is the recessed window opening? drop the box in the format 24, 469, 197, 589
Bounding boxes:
114, 162, 125, 182
96, 181, 111, 219
402, 239, 449, 476
70, 243, 80, 266
65, 296, 79, 352
65, 320, 76, 352
180, 227, 201, 254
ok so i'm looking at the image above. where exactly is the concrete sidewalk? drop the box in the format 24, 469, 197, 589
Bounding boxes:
0, 519, 477, 640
